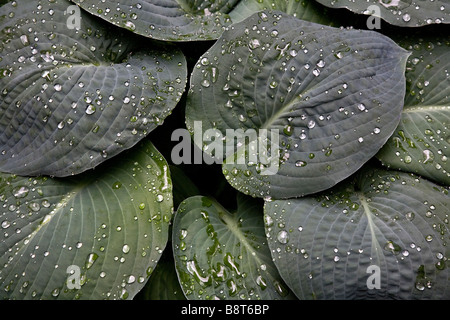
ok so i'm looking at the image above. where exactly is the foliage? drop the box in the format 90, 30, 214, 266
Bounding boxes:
0, 0, 448, 300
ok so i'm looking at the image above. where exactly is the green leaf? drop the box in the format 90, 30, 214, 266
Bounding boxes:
377, 35, 450, 186
70, 0, 238, 41
314, 0, 450, 27
0, 139, 173, 300
70, 0, 358, 42
0, 0, 187, 177
264, 166, 450, 299
229, 0, 347, 26
186, 10, 410, 199
172, 194, 295, 300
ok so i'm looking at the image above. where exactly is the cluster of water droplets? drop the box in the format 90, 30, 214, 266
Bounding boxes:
174, 199, 290, 300
0, 0, 187, 177
264, 168, 449, 298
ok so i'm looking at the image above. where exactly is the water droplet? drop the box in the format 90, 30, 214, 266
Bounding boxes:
13, 186, 29, 198
402, 13, 411, 22
156, 194, 164, 202
295, 160, 307, 167
384, 240, 401, 255
423, 149, 434, 164
316, 59, 325, 68
264, 215, 274, 227
269, 81, 278, 89
312, 68, 320, 77
112, 181, 122, 189
85, 105, 96, 115
334, 51, 344, 59
200, 57, 209, 66
256, 275, 267, 290
122, 244, 130, 254
277, 230, 289, 244
179, 229, 188, 240
120, 288, 129, 299
307, 120, 316, 129
54, 84, 62, 92
127, 275, 136, 284
248, 38, 261, 50
20, 34, 29, 46
283, 125, 293, 136
405, 212, 415, 221
124, 21, 136, 31
357, 103, 366, 111
51, 288, 60, 297
85, 252, 99, 269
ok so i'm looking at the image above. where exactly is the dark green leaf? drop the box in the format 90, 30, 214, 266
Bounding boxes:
0, 0, 187, 177
315, 0, 450, 27
0, 139, 173, 299
70, 0, 238, 41
264, 167, 450, 299
186, 10, 410, 199
172, 194, 295, 299
377, 35, 450, 186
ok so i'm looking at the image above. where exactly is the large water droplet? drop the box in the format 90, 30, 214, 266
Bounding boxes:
248, 38, 261, 50
277, 230, 289, 244
85, 252, 99, 269
307, 120, 316, 129
423, 149, 434, 164
1, 220, 10, 229
13, 186, 29, 198
85, 105, 96, 115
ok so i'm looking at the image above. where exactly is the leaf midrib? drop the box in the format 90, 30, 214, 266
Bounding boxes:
402, 105, 450, 113
357, 192, 384, 265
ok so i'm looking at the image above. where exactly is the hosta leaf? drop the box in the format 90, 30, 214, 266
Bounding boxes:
70, 0, 356, 42
172, 194, 295, 300
229, 0, 347, 26
0, 139, 173, 300
186, 10, 409, 199
70, 0, 238, 41
264, 166, 450, 299
0, 0, 187, 177
377, 35, 450, 186
314, 0, 449, 27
